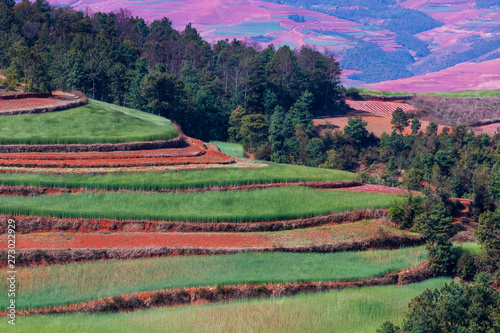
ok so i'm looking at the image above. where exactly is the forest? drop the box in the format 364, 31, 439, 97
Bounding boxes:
0, 0, 346, 141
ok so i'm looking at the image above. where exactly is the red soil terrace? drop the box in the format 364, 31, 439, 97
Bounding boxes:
345, 99, 418, 116
0, 137, 264, 174
0, 91, 84, 113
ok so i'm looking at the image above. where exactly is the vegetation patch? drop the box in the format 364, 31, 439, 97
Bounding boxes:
0, 187, 400, 222
0, 100, 178, 144
0, 278, 450, 332
0, 162, 359, 191
0, 247, 428, 310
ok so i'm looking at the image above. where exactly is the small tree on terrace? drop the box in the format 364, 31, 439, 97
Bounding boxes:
391, 107, 409, 134
344, 116, 369, 146
411, 117, 421, 135
240, 114, 268, 149
228, 105, 247, 142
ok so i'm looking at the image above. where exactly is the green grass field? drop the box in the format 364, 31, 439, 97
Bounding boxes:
210, 141, 244, 158
356, 88, 500, 98
0, 248, 428, 310
0, 278, 449, 332
0, 100, 178, 144
0, 187, 399, 222
454, 242, 485, 255
0, 162, 359, 191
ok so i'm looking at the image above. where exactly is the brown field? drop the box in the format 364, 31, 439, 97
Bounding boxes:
315, 110, 447, 137
3, 219, 414, 250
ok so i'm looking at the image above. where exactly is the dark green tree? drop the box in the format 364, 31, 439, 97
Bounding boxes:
344, 116, 369, 146
475, 209, 500, 267
411, 117, 421, 135
240, 114, 268, 149
391, 107, 409, 134
228, 105, 247, 143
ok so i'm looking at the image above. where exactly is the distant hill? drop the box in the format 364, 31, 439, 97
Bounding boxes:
46, 0, 500, 91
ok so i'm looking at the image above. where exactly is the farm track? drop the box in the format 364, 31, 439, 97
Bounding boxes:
3, 262, 431, 315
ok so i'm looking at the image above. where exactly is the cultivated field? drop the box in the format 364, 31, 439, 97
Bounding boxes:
0, 100, 178, 144
0, 98, 436, 329
0, 247, 428, 310
0, 278, 450, 333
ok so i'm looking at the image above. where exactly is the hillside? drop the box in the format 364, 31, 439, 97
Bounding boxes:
46, 0, 500, 90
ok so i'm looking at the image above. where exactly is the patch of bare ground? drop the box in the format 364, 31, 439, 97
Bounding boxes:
314, 111, 447, 137
409, 95, 500, 126
0, 91, 88, 115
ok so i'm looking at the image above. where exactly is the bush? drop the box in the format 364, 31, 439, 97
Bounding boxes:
456, 253, 477, 281
388, 193, 423, 229
377, 321, 399, 333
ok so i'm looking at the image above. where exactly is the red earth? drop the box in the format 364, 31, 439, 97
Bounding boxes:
0, 91, 81, 113
4, 219, 406, 250
473, 123, 500, 136
345, 100, 418, 116
0, 137, 267, 174
314, 111, 447, 137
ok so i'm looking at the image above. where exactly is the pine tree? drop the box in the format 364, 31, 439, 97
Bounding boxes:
228, 105, 247, 142
411, 117, 421, 135
391, 107, 409, 134
66, 59, 86, 92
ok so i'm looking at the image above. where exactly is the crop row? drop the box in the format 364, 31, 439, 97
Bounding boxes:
0, 159, 263, 174
0, 150, 234, 168
0, 146, 204, 161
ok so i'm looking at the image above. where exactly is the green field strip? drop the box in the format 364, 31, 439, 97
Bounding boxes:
0, 162, 360, 191
0, 187, 399, 222
0, 248, 428, 310
0, 99, 178, 144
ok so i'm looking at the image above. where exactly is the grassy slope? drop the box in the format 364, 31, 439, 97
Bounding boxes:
0, 162, 359, 190
0, 187, 399, 222
0, 278, 450, 333
0, 248, 428, 310
357, 88, 500, 98
0, 99, 178, 144
210, 141, 244, 158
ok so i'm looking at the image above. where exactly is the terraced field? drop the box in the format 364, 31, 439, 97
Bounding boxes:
0, 278, 451, 333
0, 98, 432, 329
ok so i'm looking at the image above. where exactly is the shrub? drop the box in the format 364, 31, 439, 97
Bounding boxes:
388, 193, 423, 229
456, 253, 477, 281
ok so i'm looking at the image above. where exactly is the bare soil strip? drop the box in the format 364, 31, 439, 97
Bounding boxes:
4, 262, 430, 315
0, 91, 87, 115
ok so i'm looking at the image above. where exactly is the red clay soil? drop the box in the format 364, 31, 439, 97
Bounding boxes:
337, 184, 420, 195
1, 233, 425, 267
315, 111, 447, 137
0, 91, 87, 115
12, 232, 272, 249
7, 262, 431, 316
5, 219, 414, 250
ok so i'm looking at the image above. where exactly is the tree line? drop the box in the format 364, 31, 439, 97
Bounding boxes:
0, 0, 346, 141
